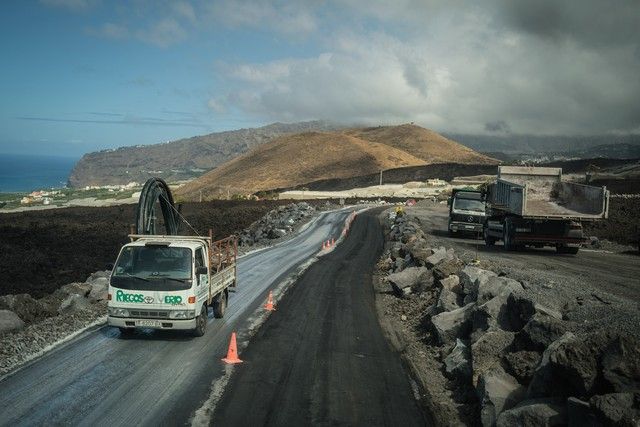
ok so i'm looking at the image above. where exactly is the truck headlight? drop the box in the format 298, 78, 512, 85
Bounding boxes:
108, 307, 129, 317
170, 310, 196, 319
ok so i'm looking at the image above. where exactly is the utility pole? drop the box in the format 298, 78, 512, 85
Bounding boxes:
199, 190, 202, 203
379, 170, 383, 186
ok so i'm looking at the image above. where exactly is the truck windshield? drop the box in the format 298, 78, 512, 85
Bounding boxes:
111, 246, 192, 291
453, 198, 485, 212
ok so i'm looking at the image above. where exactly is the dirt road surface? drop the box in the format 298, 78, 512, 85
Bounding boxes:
0, 209, 352, 427
212, 210, 427, 426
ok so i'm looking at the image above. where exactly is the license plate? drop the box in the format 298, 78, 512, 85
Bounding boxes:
137, 320, 162, 328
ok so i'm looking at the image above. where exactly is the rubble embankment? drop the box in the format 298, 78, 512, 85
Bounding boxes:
237, 202, 317, 247
374, 212, 640, 426
0, 272, 109, 376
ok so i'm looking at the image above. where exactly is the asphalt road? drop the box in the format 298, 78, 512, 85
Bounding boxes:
409, 202, 640, 301
0, 208, 352, 427
212, 210, 426, 426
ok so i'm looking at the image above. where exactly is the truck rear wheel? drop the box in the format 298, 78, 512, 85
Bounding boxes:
484, 226, 496, 246
503, 220, 515, 251
557, 245, 579, 255
193, 305, 207, 337
213, 291, 227, 319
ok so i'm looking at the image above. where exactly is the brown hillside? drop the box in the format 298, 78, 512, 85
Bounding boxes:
175, 131, 427, 200
344, 124, 498, 164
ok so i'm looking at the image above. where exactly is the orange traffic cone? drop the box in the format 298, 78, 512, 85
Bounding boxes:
322, 241, 326, 250
331, 238, 335, 246
222, 332, 243, 364
264, 290, 276, 311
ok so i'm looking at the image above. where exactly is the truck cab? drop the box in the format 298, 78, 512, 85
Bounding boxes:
448, 189, 486, 236
107, 235, 236, 336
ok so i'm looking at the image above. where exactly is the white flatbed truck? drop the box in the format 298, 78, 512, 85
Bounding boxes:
107, 233, 237, 336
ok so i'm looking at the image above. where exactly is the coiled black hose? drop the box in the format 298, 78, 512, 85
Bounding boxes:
135, 178, 179, 235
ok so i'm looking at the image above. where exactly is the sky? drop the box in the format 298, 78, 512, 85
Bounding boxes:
1, 0, 639, 157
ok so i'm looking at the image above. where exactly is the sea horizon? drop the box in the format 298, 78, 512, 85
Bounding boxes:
0, 153, 79, 193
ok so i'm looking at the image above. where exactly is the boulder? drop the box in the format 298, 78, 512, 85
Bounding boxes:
501, 293, 539, 332
600, 334, 640, 393
527, 332, 595, 399
0, 310, 25, 334
432, 258, 464, 281
477, 276, 524, 304
440, 274, 462, 294
566, 397, 598, 427
58, 294, 92, 314
424, 247, 448, 268
496, 398, 567, 427
515, 313, 567, 352
430, 303, 476, 345
444, 338, 472, 380
590, 393, 638, 426
268, 228, 287, 239
85, 270, 111, 284
477, 365, 527, 427
435, 285, 459, 313
58, 282, 92, 298
459, 266, 497, 304
472, 290, 522, 334
386, 267, 432, 297
0, 293, 43, 323
503, 351, 542, 385
472, 330, 515, 386
390, 242, 407, 260
88, 277, 109, 302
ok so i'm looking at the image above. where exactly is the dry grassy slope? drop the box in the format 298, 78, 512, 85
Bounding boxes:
175, 132, 427, 200
345, 124, 498, 164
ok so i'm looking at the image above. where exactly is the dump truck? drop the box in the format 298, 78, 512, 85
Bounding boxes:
107, 177, 237, 336
447, 189, 486, 236
483, 166, 609, 254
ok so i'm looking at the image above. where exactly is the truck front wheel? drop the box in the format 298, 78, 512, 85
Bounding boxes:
213, 291, 227, 319
193, 305, 207, 337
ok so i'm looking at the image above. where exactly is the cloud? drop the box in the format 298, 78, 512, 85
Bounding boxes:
86, 22, 129, 40
210, 2, 640, 135
208, 0, 317, 35
135, 18, 187, 47
171, 1, 196, 24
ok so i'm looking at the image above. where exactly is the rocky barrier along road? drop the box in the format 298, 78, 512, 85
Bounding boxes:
374, 212, 640, 426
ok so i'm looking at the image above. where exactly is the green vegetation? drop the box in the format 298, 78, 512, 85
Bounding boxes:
0, 186, 140, 210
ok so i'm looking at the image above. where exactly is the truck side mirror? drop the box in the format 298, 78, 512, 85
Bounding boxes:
447, 197, 452, 206
196, 266, 208, 275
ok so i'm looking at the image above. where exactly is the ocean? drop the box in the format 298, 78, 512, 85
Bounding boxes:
0, 154, 78, 193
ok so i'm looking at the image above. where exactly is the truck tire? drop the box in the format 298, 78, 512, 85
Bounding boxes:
484, 226, 496, 246
557, 245, 579, 255
193, 305, 207, 337
213, 291, 227, 319
503, 220, 515, 251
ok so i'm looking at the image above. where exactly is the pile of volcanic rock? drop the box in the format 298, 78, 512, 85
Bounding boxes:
238, 202, 316, 246
381, 214, 640, 426
0, 271, 110, 335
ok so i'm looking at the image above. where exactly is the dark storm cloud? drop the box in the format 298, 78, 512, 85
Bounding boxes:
485, 120, 510, 133
498, 0, 640, 48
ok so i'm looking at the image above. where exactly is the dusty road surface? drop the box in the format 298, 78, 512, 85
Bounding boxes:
0, 209, 352, 427
212, 210, 427, 426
